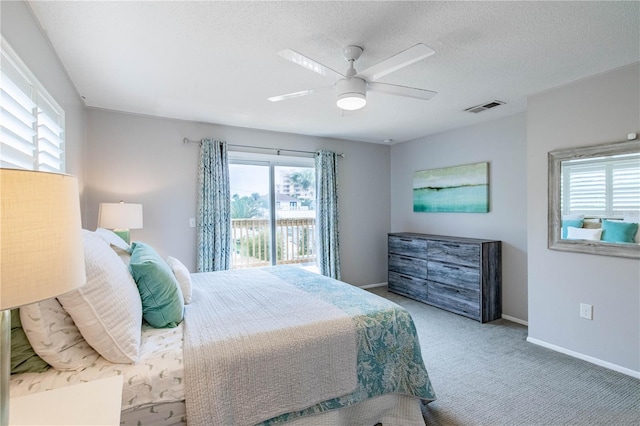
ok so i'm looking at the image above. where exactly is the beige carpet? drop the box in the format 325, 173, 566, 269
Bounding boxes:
368, 286, 640, 426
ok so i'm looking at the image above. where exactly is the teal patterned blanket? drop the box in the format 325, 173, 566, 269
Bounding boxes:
259, 266, 436, 425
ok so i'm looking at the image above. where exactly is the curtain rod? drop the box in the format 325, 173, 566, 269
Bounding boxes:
183, 138, 344, 158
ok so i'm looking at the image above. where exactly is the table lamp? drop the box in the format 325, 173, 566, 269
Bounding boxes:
1, 169, 86, 426
97, 201, 143, 244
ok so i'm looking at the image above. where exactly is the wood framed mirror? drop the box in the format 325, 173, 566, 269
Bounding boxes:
548, 138, 640, 259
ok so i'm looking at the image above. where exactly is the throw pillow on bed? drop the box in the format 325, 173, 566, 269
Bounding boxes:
566, 226, 602, 241
58, 230, 142, 364
129, 242, 184, 328
20, 297, 100, 371
561, 219, 584, 239
95, 227, 133, 265
166, 256, 192, 304
601, 220, 639, 244
622, 212, 640, 243
10, 309, 50, 374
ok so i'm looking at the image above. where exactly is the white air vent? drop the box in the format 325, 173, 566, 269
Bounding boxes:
465, 100, 505, 113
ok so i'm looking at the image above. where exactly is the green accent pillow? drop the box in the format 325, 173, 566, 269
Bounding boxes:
601, 220, 639, 243
129, 242, 184, 328
562, 219, 584, 239
10, 309, 50, 374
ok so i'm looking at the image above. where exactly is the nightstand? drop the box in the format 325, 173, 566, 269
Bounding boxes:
10, 375, 123, 425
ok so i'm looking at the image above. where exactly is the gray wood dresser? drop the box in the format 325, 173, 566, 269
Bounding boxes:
388, 232, 502, 323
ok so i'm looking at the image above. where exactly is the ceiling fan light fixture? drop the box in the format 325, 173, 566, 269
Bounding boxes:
271, 44, 437, 110
336, 78, 367, 110
337, 93, 366, 110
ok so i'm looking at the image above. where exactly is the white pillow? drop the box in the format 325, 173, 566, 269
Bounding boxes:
58, 230, 142, 364
566, 226, 603, 241
95, 227, 132, 265
94, 228, 130, 251
166, 256, 192, 304
20, 298, 100, 371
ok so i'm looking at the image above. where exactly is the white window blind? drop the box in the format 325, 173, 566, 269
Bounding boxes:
1, 38, 65, 173
562, 153, 640, 217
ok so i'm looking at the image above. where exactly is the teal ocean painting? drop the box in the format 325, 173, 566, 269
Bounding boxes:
413, 162, 489, 213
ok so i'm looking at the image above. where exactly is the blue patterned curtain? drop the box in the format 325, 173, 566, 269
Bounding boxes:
315, 150, 341, 280
197, 139, 231, 272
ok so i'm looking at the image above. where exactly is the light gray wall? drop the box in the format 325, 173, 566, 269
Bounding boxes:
527, 63, 640, 374
1, 1, 86, 210
390, 113, 528, 322
8, 0, 637, 374
85, 109, 391, 287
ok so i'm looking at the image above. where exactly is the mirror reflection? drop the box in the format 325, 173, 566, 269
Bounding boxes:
561, 152, 640, 244
548, 139, 640, 258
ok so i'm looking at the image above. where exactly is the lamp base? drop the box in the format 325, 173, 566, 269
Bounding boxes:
113, 229, 131, 245
1, 309, 10, 426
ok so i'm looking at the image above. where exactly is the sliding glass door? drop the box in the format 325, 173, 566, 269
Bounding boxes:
229, 154, 316, 271
229, 163, 271, 268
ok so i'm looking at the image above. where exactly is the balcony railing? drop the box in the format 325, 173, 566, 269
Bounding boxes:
231, 217, 316, 269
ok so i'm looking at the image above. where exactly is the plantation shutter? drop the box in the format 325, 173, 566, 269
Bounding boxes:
1, 39, 65, 173
612, 160, 640, 214
36, 95, 65, 172
562, 154, 640, 217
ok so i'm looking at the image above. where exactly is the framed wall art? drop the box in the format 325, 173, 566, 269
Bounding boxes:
413, 162, 489, 213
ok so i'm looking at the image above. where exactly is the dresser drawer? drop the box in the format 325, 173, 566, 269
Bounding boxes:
427, 281, 480, 320
388, 271, 428, 302
389, 236, 427, 259
389, 254, 427, 279
427, 241, 479, 267
388, 233, 501, 323
427, 260, 480, 291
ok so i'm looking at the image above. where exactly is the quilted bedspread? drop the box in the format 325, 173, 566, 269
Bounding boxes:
260, 266, 436, 425
184, 266, 436, 426
184, 268, 358, 426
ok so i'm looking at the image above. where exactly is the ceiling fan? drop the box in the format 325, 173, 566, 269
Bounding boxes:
268, 43, 437, 111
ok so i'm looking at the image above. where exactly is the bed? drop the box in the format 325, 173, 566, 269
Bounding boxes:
9, 229, 435, 425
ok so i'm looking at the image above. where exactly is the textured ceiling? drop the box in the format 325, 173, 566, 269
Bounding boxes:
28, 1, 640, 144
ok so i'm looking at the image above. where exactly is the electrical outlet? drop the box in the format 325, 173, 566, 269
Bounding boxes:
189, 218, 196, 228
580, 303, 593, 320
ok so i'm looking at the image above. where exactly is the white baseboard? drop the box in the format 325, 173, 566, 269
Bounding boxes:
365, 290, 530, 327
526, 337, 640, 379
359, 282, 387, 289
502, 314, 528, 326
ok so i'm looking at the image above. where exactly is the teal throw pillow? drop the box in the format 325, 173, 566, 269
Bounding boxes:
562, 219, 584, 239
129, 242, 184, 328
10, 309, 50, 374
601, 220, 639, 243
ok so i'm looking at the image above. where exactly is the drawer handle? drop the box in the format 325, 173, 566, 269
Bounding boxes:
443, 264, 460, 270
399, 238, 413, 242
400, 256, 413, 262
400, 275, 414, 281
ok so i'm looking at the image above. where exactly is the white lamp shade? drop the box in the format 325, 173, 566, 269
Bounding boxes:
98, 202, 143, 230
1, 169, 86, 310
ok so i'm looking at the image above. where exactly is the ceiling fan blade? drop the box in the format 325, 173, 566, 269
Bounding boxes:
277, 49, 344, 79
368, 82, 437, 101
268, 85, 334, 102
356, 43, 435, 82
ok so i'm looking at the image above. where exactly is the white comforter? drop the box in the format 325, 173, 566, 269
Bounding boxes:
183, 269, 358, 426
